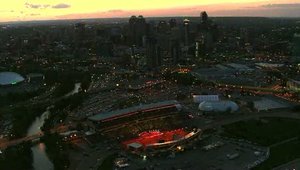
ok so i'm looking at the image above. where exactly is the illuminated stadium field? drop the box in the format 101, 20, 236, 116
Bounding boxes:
122, 128, 201, 150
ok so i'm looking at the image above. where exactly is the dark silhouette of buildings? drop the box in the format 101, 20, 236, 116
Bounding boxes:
169, 19, 177, 29
183, 19, 190, 46
196, 11, 219, 55
201, 11, 208, 24
74, 23, 86, 43
170, 39, 181, 64
129, 15, 147, 46
146, 37, 161, 68
157, 21, 168, 34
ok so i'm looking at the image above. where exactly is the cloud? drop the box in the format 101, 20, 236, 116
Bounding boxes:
262, 3, 300, 8
30, 13, 41, 16
106, 9, 124, 13
44, 5, 51, 8
52, 3, 71, 9
25, 3, 49, 9
24, 3, 70, 9
25, 3, 41, 9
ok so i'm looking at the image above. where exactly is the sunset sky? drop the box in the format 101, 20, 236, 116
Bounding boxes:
0, 0, 300, 22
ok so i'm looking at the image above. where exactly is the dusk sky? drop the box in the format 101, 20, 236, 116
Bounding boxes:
1, 0, 300, 22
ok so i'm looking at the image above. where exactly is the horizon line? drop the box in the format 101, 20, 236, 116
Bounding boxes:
1, 15, 300, 25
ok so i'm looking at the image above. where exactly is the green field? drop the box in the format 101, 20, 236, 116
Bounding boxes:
98, 154, 117, 170
221, 117, 300, 146
255, 139, 300, 170
221, 117, 300, 169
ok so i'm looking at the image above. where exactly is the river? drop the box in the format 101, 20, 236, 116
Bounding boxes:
27, 83, 81, 170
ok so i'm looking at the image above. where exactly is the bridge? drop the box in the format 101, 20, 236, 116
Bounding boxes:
0, 125, 70, 150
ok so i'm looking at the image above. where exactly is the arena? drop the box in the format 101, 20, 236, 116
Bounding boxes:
88, 100, 202, 153
0, 72, 25, 86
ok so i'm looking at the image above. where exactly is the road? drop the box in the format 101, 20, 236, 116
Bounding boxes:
0, 125, 70, 150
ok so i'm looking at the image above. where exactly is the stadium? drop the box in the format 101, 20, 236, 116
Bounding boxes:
0, 71, 45, 95
0, 72, 25, 86
88, 100, 201, 153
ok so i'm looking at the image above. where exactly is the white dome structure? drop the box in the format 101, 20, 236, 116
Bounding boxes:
0, 72, 25, 86
199, 100, 239, 113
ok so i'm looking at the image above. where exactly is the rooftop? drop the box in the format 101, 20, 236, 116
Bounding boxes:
88, 100, 180, 122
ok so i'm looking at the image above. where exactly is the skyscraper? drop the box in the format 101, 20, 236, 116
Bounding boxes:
146, 37, 161, 68
183, 19, 190, 46
74, 23, 86, 42
197, 11, 218, 53
128, 15, 147, 46
73, 22, 87, 57
201, 11, 208, 24
157, 21, 168, 33
195, 37, 204, 59
170, 39, 181, 64
169, 19, 177, 29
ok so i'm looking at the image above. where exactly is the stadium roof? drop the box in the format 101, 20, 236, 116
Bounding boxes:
88, 100, 180, 122
0, 72, 25, 86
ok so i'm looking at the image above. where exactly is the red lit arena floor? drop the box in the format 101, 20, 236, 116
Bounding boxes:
122, 129, 188, 149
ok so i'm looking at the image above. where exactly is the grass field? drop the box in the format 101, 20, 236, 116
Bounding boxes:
221, 117, 300, 169
98, 154, 117, 170
221, 117, 300, 146
255, 139, 300, 170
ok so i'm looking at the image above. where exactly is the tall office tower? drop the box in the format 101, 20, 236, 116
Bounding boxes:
183, 19, 190, 46
201, 11, 208, 24
73, 22, 87, 57
169, 19, 177, 29
195, 37, 204, 59
157, 20, 168, 33
146, 37, 161, 68
170, 39, 181, 64
74, 23, 86, 42
128, 15, 147, 46
198, 11, 218, 52
199, 11, 210, 31
136, 15, 147, 46
129, 15, 138, 45
240, 28, 250, 45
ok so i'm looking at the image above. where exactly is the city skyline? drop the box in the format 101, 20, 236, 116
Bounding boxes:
0, 1, 300, 169
1, 0, 300, 22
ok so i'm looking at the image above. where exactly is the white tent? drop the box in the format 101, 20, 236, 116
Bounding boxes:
192, 95, 219, 103
199, 101, 239, 113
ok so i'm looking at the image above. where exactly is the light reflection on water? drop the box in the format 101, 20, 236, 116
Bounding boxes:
27, 109, 54, 170
27, 83, 81, 170
31, 143, 54, 170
